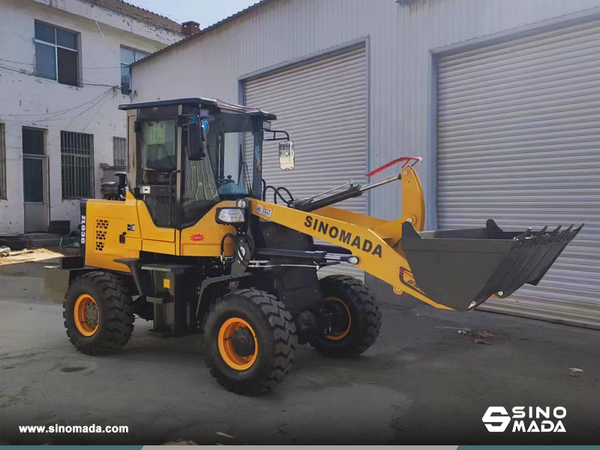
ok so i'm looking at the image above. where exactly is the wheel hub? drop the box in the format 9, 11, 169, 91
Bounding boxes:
323, 297, 351, 340
73, 294, 100, 337
231, 328, 255, 357
85, 304, 99, 326
218, 317, 258, 371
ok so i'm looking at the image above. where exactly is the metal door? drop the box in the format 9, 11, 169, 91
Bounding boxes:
22, 128, 48, 233
437, 21, 600, 327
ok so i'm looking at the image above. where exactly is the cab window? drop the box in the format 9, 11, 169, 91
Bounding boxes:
140, 119, 176, 184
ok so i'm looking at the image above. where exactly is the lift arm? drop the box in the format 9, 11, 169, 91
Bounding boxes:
250, 166, 451, 310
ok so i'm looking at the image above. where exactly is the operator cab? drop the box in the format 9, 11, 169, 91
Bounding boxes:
118, 98, 292, 229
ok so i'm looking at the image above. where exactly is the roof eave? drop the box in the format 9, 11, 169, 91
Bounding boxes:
131, 0, 277, 68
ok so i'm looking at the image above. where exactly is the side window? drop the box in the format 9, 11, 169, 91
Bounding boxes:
34, 21, 79, 87
120, 47, 148, 95
140, 120, 176, 184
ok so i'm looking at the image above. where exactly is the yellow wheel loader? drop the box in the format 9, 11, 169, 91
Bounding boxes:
45, 98, 582, 394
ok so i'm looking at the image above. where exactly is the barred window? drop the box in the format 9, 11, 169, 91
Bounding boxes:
61, 131, 94, 199
113, 137, 127, 168
0, 124, 6, 199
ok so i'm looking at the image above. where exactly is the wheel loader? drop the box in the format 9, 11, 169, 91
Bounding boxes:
44, 97, 582, 394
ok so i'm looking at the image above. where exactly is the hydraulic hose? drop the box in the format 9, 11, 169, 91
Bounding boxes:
262, 184, 295, 206
220, 232, 254, 267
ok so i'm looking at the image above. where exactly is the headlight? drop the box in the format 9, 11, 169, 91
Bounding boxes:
216, 207, 246, 224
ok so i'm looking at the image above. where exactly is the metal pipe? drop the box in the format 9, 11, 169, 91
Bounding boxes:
294, 173, 402, 212
295, 185, 363, 212
358, 174, 402, 193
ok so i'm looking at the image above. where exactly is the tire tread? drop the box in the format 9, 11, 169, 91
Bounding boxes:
311, 275, 382, 357
63, 271, 134, 356
206, 288, 296, 394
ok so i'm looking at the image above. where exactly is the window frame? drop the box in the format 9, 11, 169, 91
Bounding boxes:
22, 126, 46, 156
34, 20, 80, 87
120, 45, 149, 95
0, 124, 6, 200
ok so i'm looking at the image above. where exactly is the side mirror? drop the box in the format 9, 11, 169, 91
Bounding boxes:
279, 140, 295, 170
187, 121, 207, 161
178, 114, 207, 160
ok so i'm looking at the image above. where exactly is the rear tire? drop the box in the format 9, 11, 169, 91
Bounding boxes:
205, 289, 296, 395
63, 271, 134, 355
310, 275, 381, 357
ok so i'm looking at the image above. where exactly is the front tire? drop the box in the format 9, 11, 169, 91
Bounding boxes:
205, 289, 296, 395
63, 271, 134, 355
310, 275, 382, 357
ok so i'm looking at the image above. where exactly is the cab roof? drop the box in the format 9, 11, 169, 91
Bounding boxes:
118, 97, 277, 120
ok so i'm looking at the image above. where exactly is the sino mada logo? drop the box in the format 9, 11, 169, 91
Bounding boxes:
482, 406, 566, 433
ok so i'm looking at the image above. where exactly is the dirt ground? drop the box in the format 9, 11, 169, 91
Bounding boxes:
0, 257, 599, 445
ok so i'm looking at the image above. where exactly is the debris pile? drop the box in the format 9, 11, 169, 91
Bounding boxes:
454, 327, 493, 344
0, 246, 34, 258
569, 367, 584, 378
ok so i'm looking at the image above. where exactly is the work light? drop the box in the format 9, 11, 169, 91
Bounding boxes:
216, 207, 246, 224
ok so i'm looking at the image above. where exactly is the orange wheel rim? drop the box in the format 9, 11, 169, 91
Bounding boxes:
218, 317, 258, 370
74, 294, 99, 337
324, 297, 351, 340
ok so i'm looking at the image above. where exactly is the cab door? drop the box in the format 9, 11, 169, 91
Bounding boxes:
133, 105, 179, 252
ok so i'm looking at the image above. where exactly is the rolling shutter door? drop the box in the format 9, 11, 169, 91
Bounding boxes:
244, 45, 367, 279
437, 21, 600, 328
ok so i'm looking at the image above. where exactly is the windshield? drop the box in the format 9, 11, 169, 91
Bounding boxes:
140, 107, 261, 228
204, 110, 255, 198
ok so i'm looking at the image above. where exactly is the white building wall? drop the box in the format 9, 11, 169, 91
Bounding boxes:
0, 0, 181, 235
131, 0, 600, 227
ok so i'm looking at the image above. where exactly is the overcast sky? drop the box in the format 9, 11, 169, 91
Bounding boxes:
128, 0, 259, 28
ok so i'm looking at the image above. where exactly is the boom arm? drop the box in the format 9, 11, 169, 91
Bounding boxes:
250, 166, 452, 310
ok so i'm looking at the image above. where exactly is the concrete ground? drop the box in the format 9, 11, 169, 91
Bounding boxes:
0, 259, 598, 445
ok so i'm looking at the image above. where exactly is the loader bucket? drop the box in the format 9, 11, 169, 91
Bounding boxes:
400, 220, 583, 312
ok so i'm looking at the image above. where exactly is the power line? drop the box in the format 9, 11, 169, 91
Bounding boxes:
0, 63, 121, 89
0, 64, 32, 76
1, 89, 116, 148
0, 64, 122, 90
94, 18, 121, 62
82, 90, 110, 132
0, 59, 124, 85
47, 90, 114, 146
0, 88, 113, 119
0, 57, 124, 70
